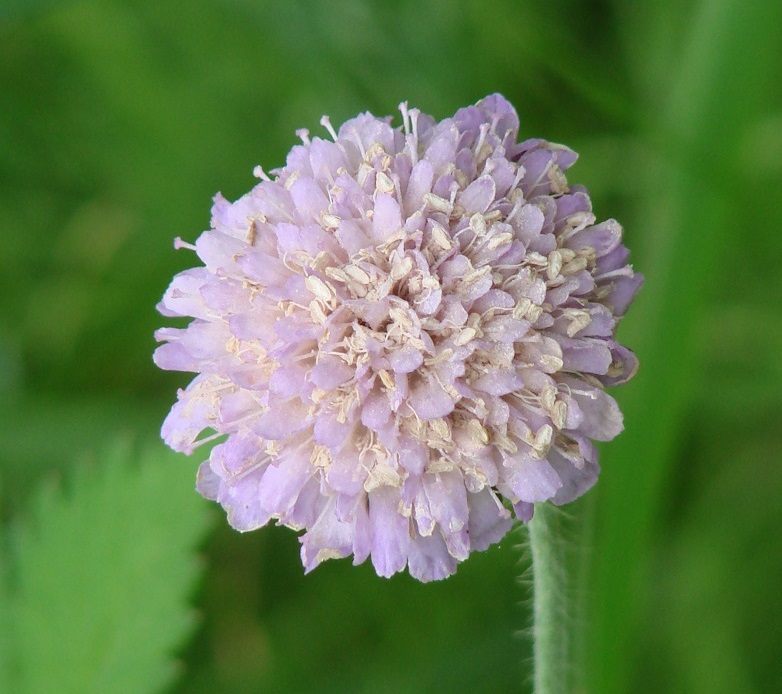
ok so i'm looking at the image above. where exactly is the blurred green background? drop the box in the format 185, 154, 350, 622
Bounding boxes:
2, 1, 781, 692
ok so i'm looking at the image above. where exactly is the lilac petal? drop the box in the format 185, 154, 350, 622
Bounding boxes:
477, 93, 519, 140
179, 320, 231, 361
211, 433, 264, 476
372, 193, 403, 242
289, 177, 330, 223
548, 449, 600, 506
388, 346, 424, 373
160, 375, 220, 453
466, 489, 513, 551
253, 398, 309, 439
157, 268, 211, 319
512, 501, 535, 523
195, 460, 220, 500
229, 309, 278, 342
566, 219, 622, 257
408, 375, 455, 420
313, 412, 353, 447
336, 219, 372, 255
351, 497, 372, 564
403, 160, 434, 214
300, 499, 354, 572
223, 474, 271, 532
269, 361, 309, 398
488, 158, 517, 198
309, 358, 354, 390
472, 369, 524, 396
482, 315, 530, 343
596, 245, 630, 274
506, 454, 563, 503
153, 341, 197, 373
398, 437, 429, 476
515, 204, 545, 245
599, 343, 640, 387
458, 175, 496, 215
196, 230, 246, 272
563, 377, 623, 441
211, 191, 262, 238
339, 113, 396, 156
309, 138, 346, 181
200, 278, 253, 313
361, 388, 392, 430
237, 252, 289, 287
283, 476, 322, 529
408, 532, 458, 582
424, 126, 459, 171
369, 486, 410, 578
327, 448, 366, 496
603, 272, 644, 316
257, 452, 311, 517
424, 471, 469, 533
559, 338, 613, 375
471, 289, 515, 314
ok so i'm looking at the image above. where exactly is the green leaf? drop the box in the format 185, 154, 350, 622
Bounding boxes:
7, 442, 213, 694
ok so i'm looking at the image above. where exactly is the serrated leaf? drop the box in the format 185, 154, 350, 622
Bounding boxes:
8, 442, 213, 694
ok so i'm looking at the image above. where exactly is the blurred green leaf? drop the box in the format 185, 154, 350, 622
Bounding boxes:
589, 1, 782, 692
6, 442, 213, 694
0, 484, 9, 694
637, 409, 782, 694
0, 394, 166, 508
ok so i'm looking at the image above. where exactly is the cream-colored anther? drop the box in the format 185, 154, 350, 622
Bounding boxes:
487, 232, 513, 250
378, 369, 395, 390
431, 225, 453, 250
562, 257, 588, 275
526, 304, 543, 322
454, 327, 477, 346
547, 250, 563, 280
532, 424, 554, 457
375, 171, 395, 194
551, 400, 568, 429
469, 213, 487, 235
525, 251, 548, 266
540, 384, 557, 411
564, 308, 592, 337
344, 264, 371, 284
424, 193, 452, 214
540, 354, 564, 372
304, 275, 333, 303
309, 300, 327, 324
390, 256, 413, 281
321, 213, 341, 229
513, 298, 533, 320
467, 418, 490, 446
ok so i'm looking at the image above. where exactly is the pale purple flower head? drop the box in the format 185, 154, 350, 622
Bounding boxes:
154, 94, 642, 581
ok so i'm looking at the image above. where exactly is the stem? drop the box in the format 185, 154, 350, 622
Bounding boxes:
528, 502, 577, 694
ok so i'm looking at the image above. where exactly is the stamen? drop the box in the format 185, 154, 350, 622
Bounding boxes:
398, 102, 411, 135
173, 237, 197, 251
320, 115, 338, 141
252, 165, 272, 181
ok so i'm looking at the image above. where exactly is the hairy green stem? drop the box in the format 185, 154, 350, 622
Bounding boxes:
529, 502, 578, 694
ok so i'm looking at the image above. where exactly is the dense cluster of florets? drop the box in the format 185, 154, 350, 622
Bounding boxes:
155, 94, 642, 581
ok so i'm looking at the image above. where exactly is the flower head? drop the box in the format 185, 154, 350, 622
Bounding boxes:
154, 94, 642, 581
